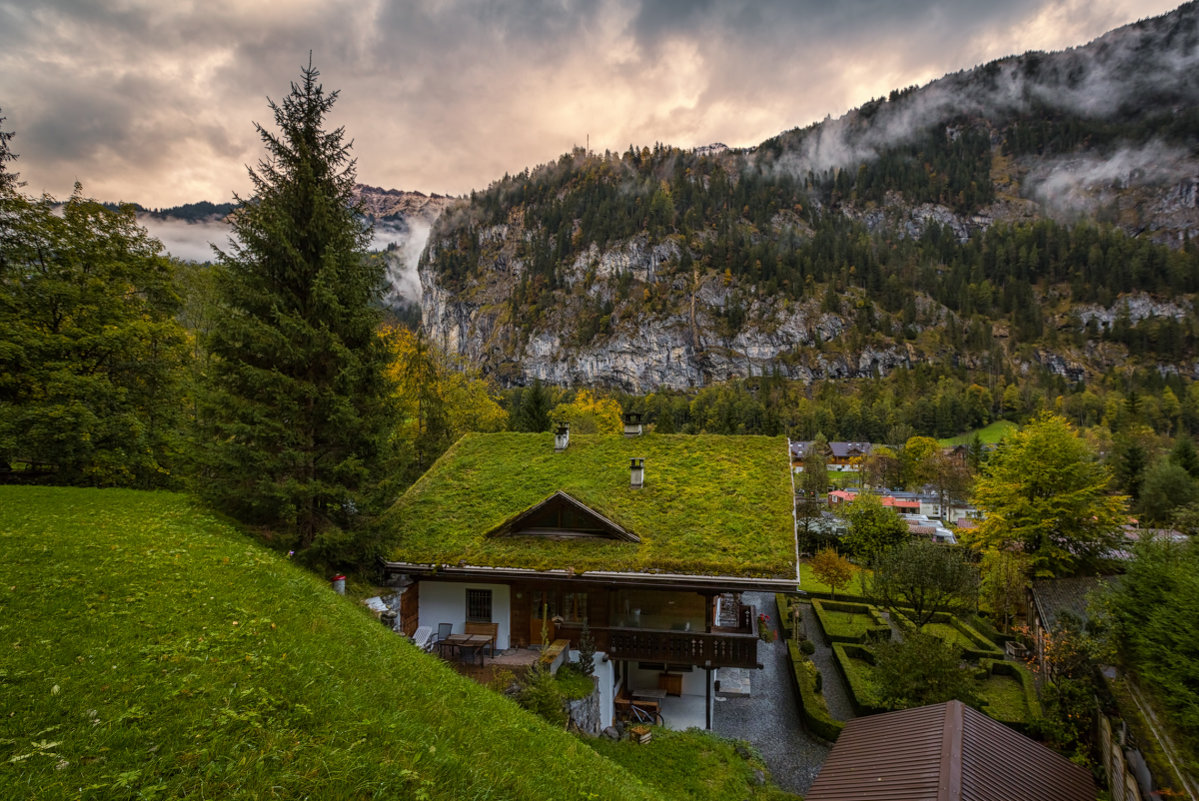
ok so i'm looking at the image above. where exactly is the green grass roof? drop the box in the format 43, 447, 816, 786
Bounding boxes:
384, 433, 796, 578
0, 486, 666, 800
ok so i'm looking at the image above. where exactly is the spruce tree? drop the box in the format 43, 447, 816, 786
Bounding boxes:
200, 59, 393, 550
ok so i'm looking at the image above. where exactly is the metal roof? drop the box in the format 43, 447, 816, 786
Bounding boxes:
805, 700, 1096, 801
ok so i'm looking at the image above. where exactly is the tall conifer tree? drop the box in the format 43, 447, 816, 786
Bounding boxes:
200, 59, 393, 547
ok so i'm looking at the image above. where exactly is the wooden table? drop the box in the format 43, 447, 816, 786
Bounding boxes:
632, 687, 667, 701
439, 633, 493, 665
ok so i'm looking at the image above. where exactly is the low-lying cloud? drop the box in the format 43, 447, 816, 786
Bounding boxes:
0, 0, 1178, 207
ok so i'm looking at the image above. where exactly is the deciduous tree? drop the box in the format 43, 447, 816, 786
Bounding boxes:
969, 412, 1126, 577
841, 493, 908, 561
872, 632, 979, 711
0, 184, 187, 486
808, 547, 854, 600
872, 539, 978, 630
978, 547, 1030, 633
550, 389, 622, 434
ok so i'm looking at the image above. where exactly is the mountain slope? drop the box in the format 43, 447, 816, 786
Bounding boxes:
418, 2, 1199, 391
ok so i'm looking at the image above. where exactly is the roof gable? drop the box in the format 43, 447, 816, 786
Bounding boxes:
486, 491, 641, 543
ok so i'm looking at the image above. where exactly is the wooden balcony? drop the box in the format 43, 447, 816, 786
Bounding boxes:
557, 610, 761, 669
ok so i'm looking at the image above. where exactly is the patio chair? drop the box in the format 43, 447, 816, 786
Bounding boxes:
411, 625, 434, 652
433, 622, 453, 656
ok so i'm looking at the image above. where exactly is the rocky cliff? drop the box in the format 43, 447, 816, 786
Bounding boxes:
419, 3, 1199, 390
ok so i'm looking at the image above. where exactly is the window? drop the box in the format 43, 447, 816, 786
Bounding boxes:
562, 592, 588, 622
466, 589, 492, 622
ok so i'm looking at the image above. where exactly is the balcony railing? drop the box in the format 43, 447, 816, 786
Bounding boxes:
557, 614, 761, 669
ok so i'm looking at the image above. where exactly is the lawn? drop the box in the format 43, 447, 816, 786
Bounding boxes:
0, 486, 666, 800
978, 673, 1032, 724
588, 728, 799, 801
924, 622, 978, 651
799, 561, 870, 597
938, 420, 1018, 447
812, 600, 890, 643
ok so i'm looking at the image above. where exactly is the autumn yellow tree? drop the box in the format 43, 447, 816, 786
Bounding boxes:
385, 326, 507, 482
549, 389, 622, 434
968, 412, 1127, 577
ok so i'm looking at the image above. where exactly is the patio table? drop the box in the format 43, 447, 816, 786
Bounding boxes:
439, 633, 493, 666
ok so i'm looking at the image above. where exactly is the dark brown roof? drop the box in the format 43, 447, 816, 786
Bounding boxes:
805, 700, 1096, 801
1029, 576, 1116, 632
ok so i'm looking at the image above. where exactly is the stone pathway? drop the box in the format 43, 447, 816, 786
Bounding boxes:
713, 592, 831, 796
798, 601, 855, 722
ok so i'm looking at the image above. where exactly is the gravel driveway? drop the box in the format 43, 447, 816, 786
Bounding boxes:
712, 592, 832, 796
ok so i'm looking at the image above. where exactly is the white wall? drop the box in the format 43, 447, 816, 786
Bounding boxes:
419, 581, 511, 650
626, 663, 707, 697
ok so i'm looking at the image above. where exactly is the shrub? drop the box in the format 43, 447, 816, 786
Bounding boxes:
775, 593, 802, 640
800, 639, 816, 656
518, 662, 567, 726
872, 632, 980, 711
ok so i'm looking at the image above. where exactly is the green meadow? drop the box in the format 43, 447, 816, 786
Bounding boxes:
0, 487, 664, 800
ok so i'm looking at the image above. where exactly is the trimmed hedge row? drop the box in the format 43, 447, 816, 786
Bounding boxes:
947, 617, 1004, 659
966, 613, 1014, 647
830, 643, 886, 716
785, 641, 844, 741
979, 658, 1040, 732
812, 599, 892, 644
775, 593, 801, 641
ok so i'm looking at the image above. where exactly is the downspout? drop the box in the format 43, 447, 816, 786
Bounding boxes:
787, 438, 801, 587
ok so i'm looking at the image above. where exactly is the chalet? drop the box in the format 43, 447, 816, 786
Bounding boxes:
380, 431, 798, 730
790, 440, 873, 472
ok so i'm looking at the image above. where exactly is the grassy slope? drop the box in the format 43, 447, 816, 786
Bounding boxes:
0, 487, 663, 801
938, 420, 1018, 447
385, 432, 794, 577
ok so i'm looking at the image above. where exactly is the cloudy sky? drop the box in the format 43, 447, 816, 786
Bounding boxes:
0, 0, 1180, 208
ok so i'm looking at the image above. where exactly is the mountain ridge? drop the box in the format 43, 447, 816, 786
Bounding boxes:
415, 1, 1199, 392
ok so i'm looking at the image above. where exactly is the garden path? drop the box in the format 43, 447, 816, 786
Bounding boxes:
798, 601, 856, 721
713, 592, 830, 796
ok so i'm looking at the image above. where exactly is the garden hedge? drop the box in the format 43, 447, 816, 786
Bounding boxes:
830, 642, 886, 716
786, 641, 844, 741
980, 658, 1041, 730
812, 599, 892, 644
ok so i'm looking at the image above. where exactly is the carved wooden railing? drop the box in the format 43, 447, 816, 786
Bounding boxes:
557, 613, 760, 669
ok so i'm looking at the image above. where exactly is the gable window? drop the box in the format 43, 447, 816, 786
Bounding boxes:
466, 589, 492, 622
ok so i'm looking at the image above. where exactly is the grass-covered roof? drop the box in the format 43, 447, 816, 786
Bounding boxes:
384, 432, 796, 578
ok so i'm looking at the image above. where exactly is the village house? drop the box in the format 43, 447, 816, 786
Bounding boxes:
790, 440, 873, 472
380, 429, 799, 731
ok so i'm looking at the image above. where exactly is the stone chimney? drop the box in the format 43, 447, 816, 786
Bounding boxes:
554, 422, 570, 452
630, 457, 645, 489
622, 411, 643, 437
